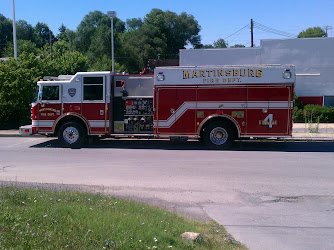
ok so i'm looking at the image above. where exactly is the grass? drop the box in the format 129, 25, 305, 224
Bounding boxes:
0, 186, 245, 249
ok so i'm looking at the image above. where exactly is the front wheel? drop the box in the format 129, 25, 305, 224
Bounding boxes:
202, 121, 236, 149
58, 122, 85, 148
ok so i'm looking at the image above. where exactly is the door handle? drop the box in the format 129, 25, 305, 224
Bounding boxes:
170, 108, 175, 114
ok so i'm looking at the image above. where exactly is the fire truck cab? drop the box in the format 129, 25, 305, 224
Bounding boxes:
20, 65, 295, 149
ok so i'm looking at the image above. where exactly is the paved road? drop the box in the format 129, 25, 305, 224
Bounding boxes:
1, 137, 334, 250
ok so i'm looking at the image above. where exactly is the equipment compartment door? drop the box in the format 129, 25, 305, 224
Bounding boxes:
247, 86, 292, 136
156, 87, 197, 135
266, 86, 292, 135
246, 87, 270, 135
81, 75, 107, 134
155, 88, 177, 134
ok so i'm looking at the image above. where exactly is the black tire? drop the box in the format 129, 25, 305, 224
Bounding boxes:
202, 121, 236, 150
58, 121, 86, 148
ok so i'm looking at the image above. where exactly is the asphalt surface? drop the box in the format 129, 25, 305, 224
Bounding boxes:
0, 137, 334, 250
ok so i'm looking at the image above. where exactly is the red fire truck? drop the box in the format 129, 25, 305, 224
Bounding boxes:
20, 65, 295, 149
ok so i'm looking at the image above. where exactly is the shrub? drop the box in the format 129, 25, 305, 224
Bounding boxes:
294, 104, 334, 123
294, 93, 304, 109
0, 49, 88, 129
0, 103, 31, 129
303, 105, 334, 122
293, 107, 304, 122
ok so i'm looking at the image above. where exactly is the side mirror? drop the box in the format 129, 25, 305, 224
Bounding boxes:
38, 92, 43, 102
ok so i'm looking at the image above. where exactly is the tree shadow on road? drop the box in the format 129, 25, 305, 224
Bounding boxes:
30, 138, 334, 152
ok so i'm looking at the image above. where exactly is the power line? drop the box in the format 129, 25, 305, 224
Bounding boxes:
253, 21, 297, 38
223, 24, 250, 40
254, 21, 296, 37
253, 21, 296, 38
254, 24, 295, 38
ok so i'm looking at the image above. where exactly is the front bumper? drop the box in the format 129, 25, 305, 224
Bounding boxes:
19, 125, 33, 136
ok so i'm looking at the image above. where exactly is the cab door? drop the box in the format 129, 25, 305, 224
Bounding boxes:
81, 75, 107, 134
39, 84, 62, 132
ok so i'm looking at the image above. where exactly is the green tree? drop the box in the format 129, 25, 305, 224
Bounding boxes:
121, 9, 201, 72
57, 23, 68, 41
53, 50, 88, 75
0, 53, 44, 128
75, 11, 125, 52
56, 24, 77, 50
63, 29, 77, 51
0, 43, 88, 128
34, 22, 55, 48
74, 11, 125, 69
89, 55, 125, 72
213, 38, 228, 48
230, 44, 245, 48
0, 14, 13, 56
143, 9, 201, 53
298, 27, 326, 38
50, 40, 72, 56
126, 18, 143, 31
199, 44, 214, 48
3, 39, 39, 57
121, 25, 166, 72
16, 20, 34, 41
39, 41, 89, 75
197, 38, 228, 49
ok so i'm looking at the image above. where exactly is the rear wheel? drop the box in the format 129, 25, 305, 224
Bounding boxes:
203, 121, 236, 149
58, 122, 85, 148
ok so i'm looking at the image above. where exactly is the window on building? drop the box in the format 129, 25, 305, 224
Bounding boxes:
83, 77, 104, 101
42, 86, 59, 101
324, 96, 334, 107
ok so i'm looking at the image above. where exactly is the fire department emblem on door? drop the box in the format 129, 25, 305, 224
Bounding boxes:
68, 88, 76, 97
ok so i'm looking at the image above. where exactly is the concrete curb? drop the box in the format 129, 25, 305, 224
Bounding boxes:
0, 130, 43, 138
279, 137, 334, 142
0, 134, 44, 138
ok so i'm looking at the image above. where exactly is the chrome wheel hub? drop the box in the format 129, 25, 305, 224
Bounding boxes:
210, 127, 228, 145
63, 127, 79, 144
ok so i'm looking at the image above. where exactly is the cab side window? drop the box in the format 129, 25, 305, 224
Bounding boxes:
42, 86, 59, 101
83, 77, 103, 101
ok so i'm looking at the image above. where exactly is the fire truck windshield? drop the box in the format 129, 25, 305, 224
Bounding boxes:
32, 85, 40, 103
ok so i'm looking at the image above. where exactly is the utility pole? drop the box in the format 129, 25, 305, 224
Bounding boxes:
250, 19, 254, 47
49, 30, 52, 55
12, 0, 17, 58
324, 25, 332, 37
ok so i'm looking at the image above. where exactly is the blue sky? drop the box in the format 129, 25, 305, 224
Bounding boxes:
1, 0, 333, 47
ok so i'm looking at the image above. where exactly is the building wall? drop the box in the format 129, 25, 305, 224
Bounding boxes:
180, 38, 334, 106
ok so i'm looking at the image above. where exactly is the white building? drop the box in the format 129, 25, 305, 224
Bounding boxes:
180, 38, 334, 107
